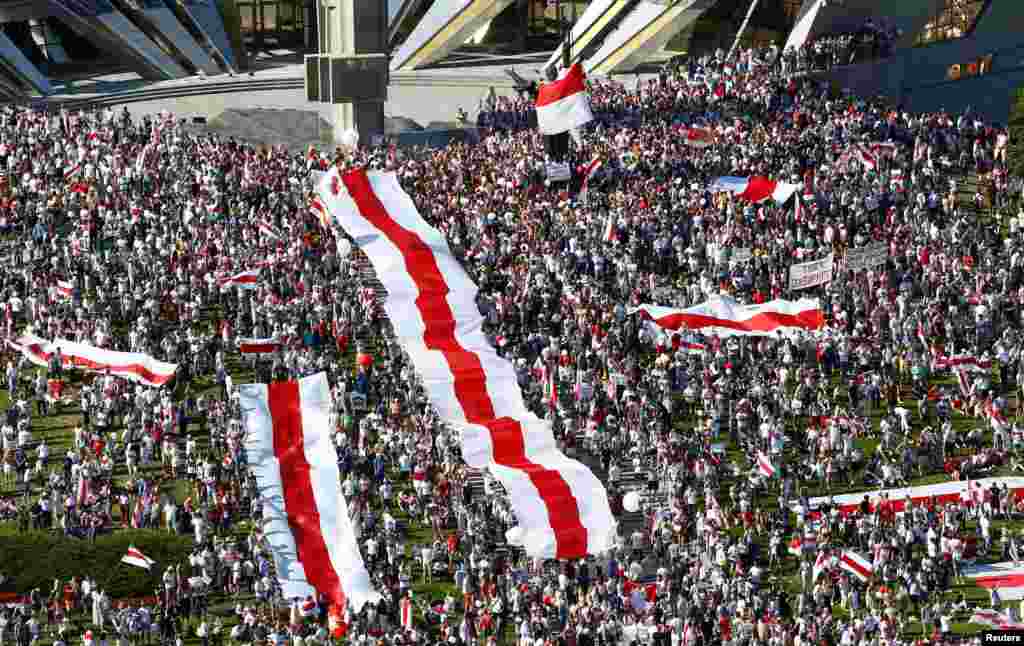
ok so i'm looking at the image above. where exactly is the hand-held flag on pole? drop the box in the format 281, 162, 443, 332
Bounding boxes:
839, 550, 874, 582
535, 63, 595, 136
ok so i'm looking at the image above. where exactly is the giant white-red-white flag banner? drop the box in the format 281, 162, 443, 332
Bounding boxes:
240, 372, 381, 611
316, 168, 615, 559
631, 296, 823, 338
9, 333, 177, 387
219, 269, 260, 290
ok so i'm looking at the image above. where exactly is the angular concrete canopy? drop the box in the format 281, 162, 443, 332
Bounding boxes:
390, 0, 515, 71
584, 0, 720, 75
123, 0, 220, 75
49, 0, 189, 80
542, 0, 637, 75
0, 30, 52, 94
177, 0, 237, 72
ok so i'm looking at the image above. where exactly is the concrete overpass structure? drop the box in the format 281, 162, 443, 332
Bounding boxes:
784, 0, 1024, 123
389, 0, 516, 72
0, 0, 237, 97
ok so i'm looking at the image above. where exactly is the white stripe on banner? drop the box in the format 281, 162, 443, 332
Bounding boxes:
964, 562, 1024, 600
240, 373, 381, 611
803, 476, 1024, 514
315, 169, 615, 559
11, 333, 177, 387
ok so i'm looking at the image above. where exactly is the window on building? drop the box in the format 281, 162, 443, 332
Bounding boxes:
915, 0, 987, 46
781, 0, 803, 21
947, 54, 994, 81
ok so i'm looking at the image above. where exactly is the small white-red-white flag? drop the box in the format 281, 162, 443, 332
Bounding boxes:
237, 337, 281, 355
757, 451, 776, 478
121, 545, 156, 570
683, 127, 714, 147
839, 550, 873, 581
579, 157, 602, 201
56, 280, 74, 299
602, 212, 616, 243
400, 596, 414, 630
219, 269, 260, 290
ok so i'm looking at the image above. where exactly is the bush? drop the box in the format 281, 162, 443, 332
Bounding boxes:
1008, 87, 1024, 180
0, 528, 193, 599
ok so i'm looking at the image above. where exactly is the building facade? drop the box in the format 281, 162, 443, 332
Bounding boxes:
0, 0, 1020, 124
788, 0, 1023, 123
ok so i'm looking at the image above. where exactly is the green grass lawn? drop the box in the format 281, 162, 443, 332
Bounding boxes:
0, 324, 1018, 643
0, 525, 193, 600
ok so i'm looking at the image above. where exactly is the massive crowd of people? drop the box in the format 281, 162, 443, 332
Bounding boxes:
0, 39, 1022, 646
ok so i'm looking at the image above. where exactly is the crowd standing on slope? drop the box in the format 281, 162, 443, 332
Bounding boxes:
1, 39, 1024, 646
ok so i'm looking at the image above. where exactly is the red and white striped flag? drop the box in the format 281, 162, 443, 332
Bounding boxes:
548, 368, 558, 410
237, 337, 281, 355
967, 563, 1024, 600
678, 338, 705, 355
219, 269, 260, 290
121, 545, 156, 570
683, 127, 714, 147
56, 280, 74, 299
258, 220, 282, 241
602, 212, 616, 243
310, 197, 331, 229
64, 163, 82, 181
956, 368, 972, 399
535, 63, 594, 136
934, 355, 993, 372
240, 373, 382, 611
579, 157, 602, 201
136, 143, 152, 173
400, 596, 414, 630
839, 550, 873, 581
757, 451, 776, 478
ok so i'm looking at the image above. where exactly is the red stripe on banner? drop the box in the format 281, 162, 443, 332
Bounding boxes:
645, 309, 823, 334
973, 574, 1024, 589
341, 169, 588, 558
268, 381, 346, 607
536, 64, 587, 108
840, 554, 871, 579
240, 343, 278, 354
737, 176, 776, 202
21, 342, 174, 386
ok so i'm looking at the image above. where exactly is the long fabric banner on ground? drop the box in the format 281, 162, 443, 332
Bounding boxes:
316, 168, 615, 559
630, 296, 823, 338
239, 372, 380, 611
804, 477, 1024, 515
9, 333, 177, 387
964, 562, 1024, 600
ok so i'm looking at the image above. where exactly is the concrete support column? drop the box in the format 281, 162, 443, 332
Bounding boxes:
29, 19, 69, 65
334, 101, 385, 147
317, 0, 386, 147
